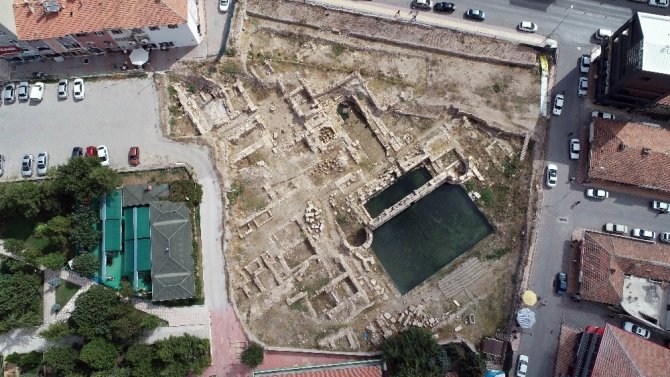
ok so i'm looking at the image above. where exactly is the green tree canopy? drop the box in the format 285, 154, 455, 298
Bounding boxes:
0, 182, 47, 219
0, 271, 42, 333
91, 368, 130, 377
381, 327, 450, 377
39, 321, 72, 341
51, 157, 120, 207
68, 208, 101, 252
155, 335, 211, 376
71, 253, 100, 277
169, 180, 203, 208
4, 351, 42, 371
36, 215, 72, 251
69, 285, 120, 339
444, 343, 487, 377
80, 338, 119, 370
125, 344, 158, 377
241, 342, 264, 369
37, 252, 67, 270
42, 346, 79, 376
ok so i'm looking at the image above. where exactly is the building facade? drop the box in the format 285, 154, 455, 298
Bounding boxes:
594, 12, 670, 118
0, 0, 200, 64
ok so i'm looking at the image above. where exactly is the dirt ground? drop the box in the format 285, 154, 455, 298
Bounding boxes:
167, 8, 540, 353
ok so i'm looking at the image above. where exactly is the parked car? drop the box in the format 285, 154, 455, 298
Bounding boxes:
546, 164, 558, 188
36, 152, 49, 176
85, 146, 97, 157
660, 232, 670, 243
73, 78, 85, 100
594, 28, 612, 41
648, 0, 669, 8
569, 139, 580, 160
21, 154, 33, 178
464, 9, 485, 21
580, 54, 591, 74
651, 200, 669, 213
555, 272, 567, 295
3, 83, 16, 103
128, 146, 140, 166
517, 21, 538, 33
591, 111, 615, 119
30, 82, 45, 102
578, 77, 588, 97
632, 228, 656, 240
433, 2, 455, 12
516, 354, 529, 377
57, 79, 69, 99
0, 155, 4, 177
411, 0, 432, 10
17, 81, 30, 101
623, 322, 651, 339
97, 145, 110, 166
552, 93, 564, 116
219, 0, 229, 12
605, 223, 628, 234
71, 147, 83, 159
585, 188, 609, 200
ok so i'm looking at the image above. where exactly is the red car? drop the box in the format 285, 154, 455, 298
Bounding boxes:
128, 146, 140, 166
85, 146, 97, 157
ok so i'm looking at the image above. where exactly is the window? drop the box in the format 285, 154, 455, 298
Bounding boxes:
110, 29, 123, 35
132, 28, 143, 33
62, 42, 81, 49
93, 31, 105, 36
149, 26, 160, 31
9, 39, 18, 44
167, 24, 178, 29
74, 32, 89, 37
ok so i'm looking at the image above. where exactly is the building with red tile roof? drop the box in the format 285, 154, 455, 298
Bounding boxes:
252, 360, 383, 377
554, 324, 670, 377
586, 118, 670, 200
575, 229, 670, 331
0, 0, 200, 63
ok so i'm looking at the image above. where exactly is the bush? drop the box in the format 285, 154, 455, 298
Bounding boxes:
80, 338, 119, 370
241, 342, 264, 368
38, 252, 66, 270
444, 343, 486, 377
381, 327, 450, 377
169, 180, 203, 208
42, 346, 79, 376
5, 351, 42, 371
40, 321, 72, 341
71, 253, 100, 277
3, 238, 26, 254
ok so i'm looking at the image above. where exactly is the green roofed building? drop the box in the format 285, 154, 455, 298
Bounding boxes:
97, 184, 195, 302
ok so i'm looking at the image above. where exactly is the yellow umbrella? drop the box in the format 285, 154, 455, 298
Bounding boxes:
522, 290, 537, 306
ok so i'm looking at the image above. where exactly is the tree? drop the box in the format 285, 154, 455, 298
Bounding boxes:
444, 343, 486, 377
68, 208, 101, 252
5, 351, 42, 371
80, 338, 119, 370
241, 342, 264, 368
0, 272, 42, 333
51, 157, 120, 207
125, 344, 159, 377
92, 368, 130, 377
36, 215, 72, 251
38, 252, 66, 270
0, 182, 46, 219
69, 285, 120, 339
41, 346, 79, 376
71, 253, 99, 277
169, 180, 203, 208
3, 239, 26, 254
381, 327, 450, 377
155, 335, 211, 376
39, 321, 72, 341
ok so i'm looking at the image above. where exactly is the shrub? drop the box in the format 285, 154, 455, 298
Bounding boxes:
71, 253, 100, 277
241, 342, 264, 368
169, 180, 203, 208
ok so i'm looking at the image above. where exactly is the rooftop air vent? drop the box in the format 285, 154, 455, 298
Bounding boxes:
43, 0, 61, 13
619, 142, 627, 151
642, 147, 651, 155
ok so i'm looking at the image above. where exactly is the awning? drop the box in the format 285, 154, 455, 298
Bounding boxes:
516, 308, 536, 329
129, 48, 149, 66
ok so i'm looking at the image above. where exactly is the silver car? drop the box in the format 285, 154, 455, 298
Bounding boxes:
578, 77, 588, 97
21, 154, 33, 178
57, 79, 69, 99
36, 152, 49, 176
632, 228, 655, 241
18, 82, 30, 101
3, 83, 16, 103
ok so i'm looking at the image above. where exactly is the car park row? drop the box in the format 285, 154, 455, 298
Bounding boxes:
2, 78, 85, 104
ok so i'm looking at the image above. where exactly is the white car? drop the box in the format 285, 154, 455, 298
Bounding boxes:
18, 82, 30, 101
591, 111, 615, 119
517, 21, 538, 33
578, 77, 588, 97
517, 354, 529, 377
569, 139, 580, 160
660, 232, 670, 243
580, 54, 591, 74
595, 28, 612, 41
3, 83, 16, 103
546, 164, 558, 188
36, 152, 49, 176
623, 322, 651, 339
21, 154, 34, 178
632, 228, 656, 241
30, 82, 45, 102
97, 145, 110, 166
651, 200, 669, 213
604, 223, 628, 234
585, 188, 609, 200
72, 78, 85, 100
649, 0, 669, 7
57, 79, 68, 99
552, 94, 564, 116
219, 0, 229, 12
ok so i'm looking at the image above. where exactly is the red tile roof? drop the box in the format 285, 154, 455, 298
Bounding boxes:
12, 0, 188, 41
553, 325, 580, 377
591, 325, 670, 377
579, 230, 670, 305
258, 364, 382, 377
588, 119, 670, 194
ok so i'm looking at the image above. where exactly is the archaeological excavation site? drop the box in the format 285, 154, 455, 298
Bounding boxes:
162, 0, 546, 351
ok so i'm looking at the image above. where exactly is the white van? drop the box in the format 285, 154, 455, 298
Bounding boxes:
30, 82, 45, 102
595, 28, 612, 41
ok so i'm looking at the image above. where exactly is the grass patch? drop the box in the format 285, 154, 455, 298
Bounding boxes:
227, 182, 245, 205
289, 300, 308, 313
55, 282, 80, 307
483, 247, 511, 261
330, 43, 346, 57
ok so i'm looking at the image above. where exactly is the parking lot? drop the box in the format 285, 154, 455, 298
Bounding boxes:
0, 76, 175, 179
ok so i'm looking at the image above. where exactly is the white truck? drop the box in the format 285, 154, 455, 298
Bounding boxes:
29, 82, 45, 102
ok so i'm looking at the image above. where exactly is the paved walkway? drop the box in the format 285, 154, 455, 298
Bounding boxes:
130, 300, 210, 327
